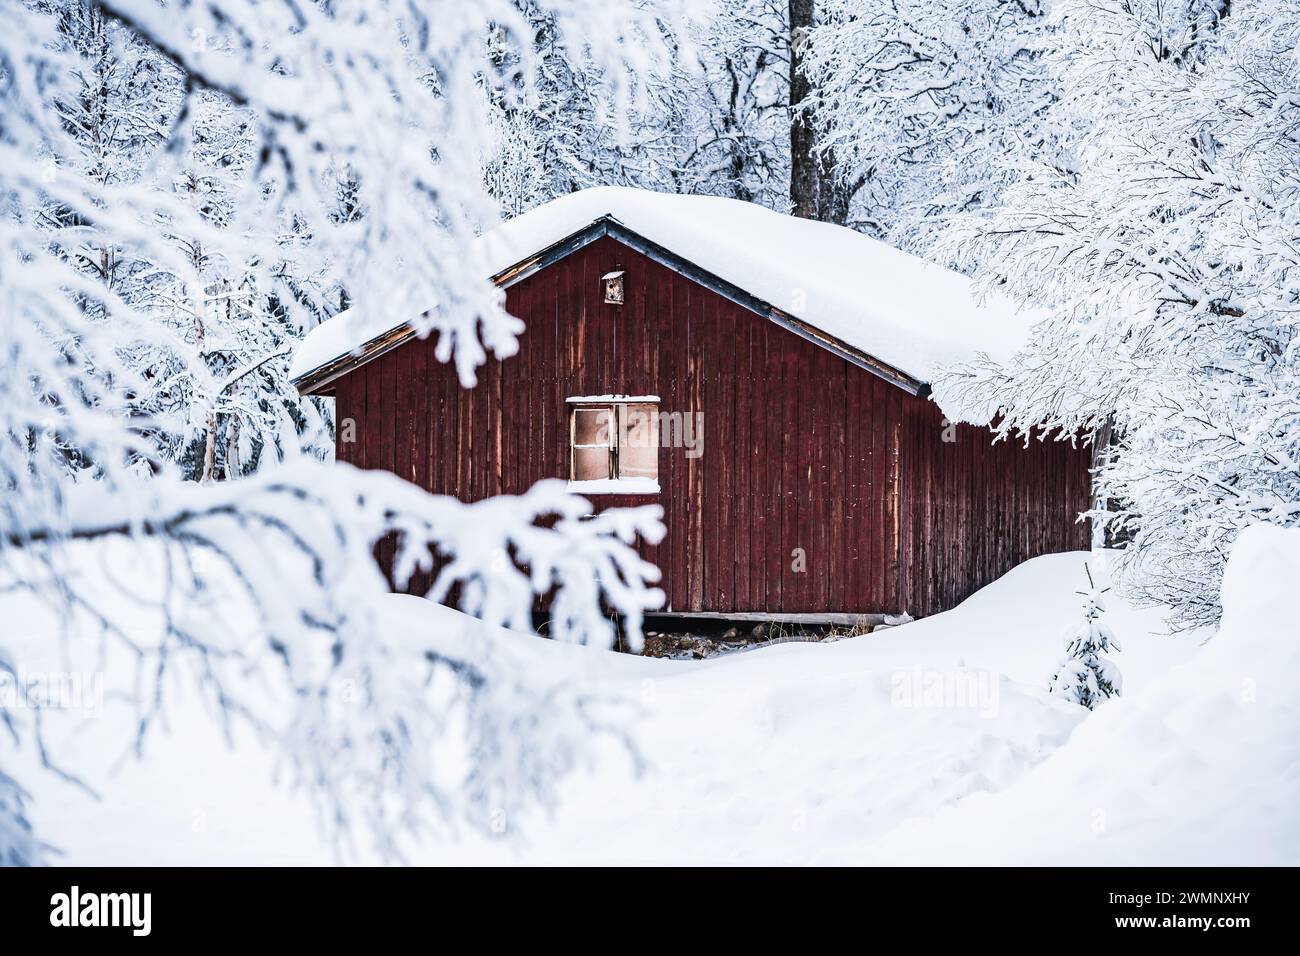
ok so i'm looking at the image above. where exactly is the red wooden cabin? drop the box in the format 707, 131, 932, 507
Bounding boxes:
292, 188, 1091, 621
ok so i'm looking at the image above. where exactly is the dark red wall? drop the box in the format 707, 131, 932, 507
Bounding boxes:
329, 235, 1091, 617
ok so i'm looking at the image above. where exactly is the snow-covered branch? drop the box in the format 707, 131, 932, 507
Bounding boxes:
931, 0, 1300, 627
1, 0, 673, 859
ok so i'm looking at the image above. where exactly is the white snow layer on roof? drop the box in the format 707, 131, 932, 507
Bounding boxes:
289, 186, 1040, 385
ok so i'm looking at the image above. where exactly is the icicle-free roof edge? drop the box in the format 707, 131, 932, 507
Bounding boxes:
290, 187, 1042, 394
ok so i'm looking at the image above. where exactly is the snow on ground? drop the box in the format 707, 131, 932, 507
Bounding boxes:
9, 536, 1298, 865
865, 525, 1300, 865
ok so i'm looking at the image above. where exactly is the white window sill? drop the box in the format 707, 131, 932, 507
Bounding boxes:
567, 478, 660, 495
566, 394, 660, 403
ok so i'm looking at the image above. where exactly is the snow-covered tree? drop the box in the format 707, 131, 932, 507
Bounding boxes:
685, 0, 790, 208
30, 3, 329, 482
479, 0, 788, 212
804, 0, 1058, 249
133, 84, 335, 480
475, 0, 683, 201
1, 0, 671, 860
932, 0, 1299, 628
36, 0, 176, 303
478, 87, 549, 220
1049, 565, 1123, 710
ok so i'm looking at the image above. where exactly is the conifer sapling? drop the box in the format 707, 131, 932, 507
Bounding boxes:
1049, 564, 1123, 710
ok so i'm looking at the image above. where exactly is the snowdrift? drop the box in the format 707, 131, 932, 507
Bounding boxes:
11, 534, 1298, 864
867, 524, 1300, 865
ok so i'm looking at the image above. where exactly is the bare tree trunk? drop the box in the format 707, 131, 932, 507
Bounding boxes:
820, 173, 855, 225
1091, 414, 1134, 549
335, 167, 360, 313
224, 417, 241, 480
201, 411, 217, 483
1090, 415, 1111, 550
788, 0, 819, 220
788, 0, 848, 224
192, 238, 218, 484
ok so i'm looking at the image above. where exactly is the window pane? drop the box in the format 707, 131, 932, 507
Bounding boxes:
573, 407, 612, 447
573, 446, 612, 480
619, 404, 658, 480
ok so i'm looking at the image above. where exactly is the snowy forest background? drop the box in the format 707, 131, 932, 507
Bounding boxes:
2, 0, 1297, 865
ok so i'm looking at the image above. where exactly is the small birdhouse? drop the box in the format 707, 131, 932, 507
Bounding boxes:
602, 270, 625, 305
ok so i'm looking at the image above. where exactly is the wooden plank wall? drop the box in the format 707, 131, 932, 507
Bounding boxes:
331, 235, 1092, 617
896, 399, 1092, 617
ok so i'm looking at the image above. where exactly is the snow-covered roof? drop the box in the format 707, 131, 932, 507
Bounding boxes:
290, 186, 1039, 390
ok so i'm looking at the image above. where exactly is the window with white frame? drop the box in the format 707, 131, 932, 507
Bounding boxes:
568, 397, 659, 491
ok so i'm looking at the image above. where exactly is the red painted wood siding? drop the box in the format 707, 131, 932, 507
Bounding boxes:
330, 235, 1091, 617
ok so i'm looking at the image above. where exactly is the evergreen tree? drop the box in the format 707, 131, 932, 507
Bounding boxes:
1049, 565, 1123, 710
